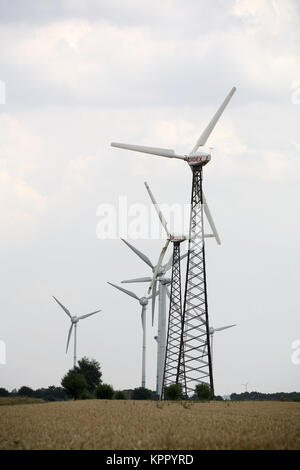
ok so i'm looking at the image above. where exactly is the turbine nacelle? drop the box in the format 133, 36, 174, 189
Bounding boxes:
71, 316, 79, 324
160, 277, 171, 285
170, 234, 187, 242
186, 149, 211, 166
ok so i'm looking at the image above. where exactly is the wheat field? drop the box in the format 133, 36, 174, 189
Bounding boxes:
0, 400, 299, 450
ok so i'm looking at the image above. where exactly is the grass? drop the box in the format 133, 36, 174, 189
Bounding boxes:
0, 397, 45, 406
0, 400, 299, 450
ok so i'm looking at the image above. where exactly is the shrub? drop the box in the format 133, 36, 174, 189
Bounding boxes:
114, 390, 127, 400
74, 357, 102, 394
61, 371, 87, 400
131, 387, 152, 400
18, 386, 35, 397
214, 395, 224, 401
195, 383, 213, 401
165, 384, 182, 401
95, 383, 114, 399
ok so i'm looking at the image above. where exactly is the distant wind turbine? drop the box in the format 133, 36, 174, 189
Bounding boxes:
107, 282, 157, 389
201, 324, 237, 365
53, 296, 101, 368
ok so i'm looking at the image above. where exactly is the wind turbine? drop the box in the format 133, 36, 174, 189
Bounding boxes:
52, 296, 101, 368
119, 238, 183, 395
242, 382, 249, 393
107, 282, 156, 388
201, 324, 237, 365
144, 181, 220, 397
111, 87, 236, 396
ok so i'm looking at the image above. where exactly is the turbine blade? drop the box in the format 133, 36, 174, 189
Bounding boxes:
111, 142, 185, 160
146, 286, 159, 301
66, 323, 73, 353
107, 282, 139, 301
203, 193, 221, 245
191, 87, 236, 152
166, 287, 171, 299
53, 296, 72, 319
148, 239, 170, 294
78, 309, 101, 320
141, 306, 144, 328
214, 324, 236, 332
121, 238, 154, 269
151, 279, 157, 327
144, 182, 170, 237
121, 277, 152, 284
164, 253, 174, 272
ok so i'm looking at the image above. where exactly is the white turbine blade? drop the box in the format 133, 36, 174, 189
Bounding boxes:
164, 253, 173, 272
191, 87, 236, 152
147, 285, 159, 301
151, 279, 157, 327
214, 323, 236, 332
144, 182, 170, 237
148, 239, 170, 294
111, 142, 185, 160
121, 238, 154, 269
53, 296, 72, 319
166, 287, 170, 299
107, 282, 139, 301
66, 323, 73, 353
78, 310, 101, 320
146, 281, 159, 327
202, 194, 221, 245
122, 277, 152, 284
140, 306, 144, 328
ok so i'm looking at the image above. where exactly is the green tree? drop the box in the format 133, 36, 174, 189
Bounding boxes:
114, 390, 127, 400
195, 383, 213, 401
61, 371, 87, 400
95, 383, 114, 399
131, 387, 152, 400
0, 387, 9, 397
34, 386, 67, 402
18, 386, 35, 397
74, 357, 102, 394
165, 384, 182, 401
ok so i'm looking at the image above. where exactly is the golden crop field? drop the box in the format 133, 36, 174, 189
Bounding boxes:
0, 400, 299, 450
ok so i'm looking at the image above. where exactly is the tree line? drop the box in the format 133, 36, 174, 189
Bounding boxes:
230, 391, 300, 401
0, 356, 216, 401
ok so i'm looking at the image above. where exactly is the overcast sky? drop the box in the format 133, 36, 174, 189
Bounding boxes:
0, 0, 300, 396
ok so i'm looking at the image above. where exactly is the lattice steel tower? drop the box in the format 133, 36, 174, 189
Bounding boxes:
179, 166, 213, 396
161, 240, 186, 399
